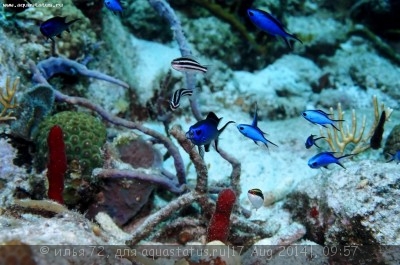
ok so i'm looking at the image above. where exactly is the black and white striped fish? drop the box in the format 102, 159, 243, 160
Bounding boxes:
171, 57, 208, 74
169, 88, 193, 110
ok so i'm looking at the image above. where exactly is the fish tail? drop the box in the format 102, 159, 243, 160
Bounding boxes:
266, 139, 278, 147
331, 123, 341, 131
386, 153, 394, 163
218, 121, 235, 135
214, 121, 235, 152
68, 18, 80, 25
284, 33, 303, 48
338, 153, 355, 160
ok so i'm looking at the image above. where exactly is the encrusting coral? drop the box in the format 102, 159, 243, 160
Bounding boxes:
0, 76, 19, 122
320, 95, 393, 154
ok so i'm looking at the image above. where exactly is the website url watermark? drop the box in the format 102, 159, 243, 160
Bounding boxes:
3, 3, 63, 8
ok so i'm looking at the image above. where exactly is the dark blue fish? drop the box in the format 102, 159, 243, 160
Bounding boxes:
237, 104, 277, 148
305, 134, 325, 149
302, 110, 344, 131
386, 151, 400, 163
104, 0, 123, 14
40, 16, 80, 41
247, 8, 302, 48
308, 152, 354, 169
186, 112, 234, 157
170, 88, 193, 111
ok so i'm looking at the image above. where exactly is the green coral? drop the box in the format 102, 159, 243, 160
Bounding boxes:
34, 111, 106, 176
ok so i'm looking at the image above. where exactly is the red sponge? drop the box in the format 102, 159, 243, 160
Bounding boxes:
206, 188, 236, 243
46, 125, 67, 204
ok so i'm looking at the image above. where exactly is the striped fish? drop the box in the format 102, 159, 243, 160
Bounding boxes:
170, 88, 193, 111
171, 57, 207, 74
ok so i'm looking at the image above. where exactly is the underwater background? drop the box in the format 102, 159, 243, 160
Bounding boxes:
0, 0, 399, 264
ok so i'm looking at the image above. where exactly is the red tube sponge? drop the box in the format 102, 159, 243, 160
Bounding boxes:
46, 125, 67, 204
206, 188, 236, 243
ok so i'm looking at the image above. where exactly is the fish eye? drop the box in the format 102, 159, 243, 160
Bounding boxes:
312, 162, 317, 167
239, 126, 244, 130
196, 130, 202, 136
302, 112, 307, 116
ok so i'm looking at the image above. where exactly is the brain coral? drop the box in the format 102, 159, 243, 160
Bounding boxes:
34, 111, 106, 176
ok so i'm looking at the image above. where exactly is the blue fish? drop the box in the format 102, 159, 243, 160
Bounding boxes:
305, 134, 325, 149
40, 16, 79, 41
237, 104, 277, 148
302, 110, 344, 131
186, 112, 234, 157
386, 151, 400, 163
247, 8, 302, 48
308, 152, 354, 169
104, 0, 123, 14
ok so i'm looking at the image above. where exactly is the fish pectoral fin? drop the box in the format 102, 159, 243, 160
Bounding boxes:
205, 143, 211, 152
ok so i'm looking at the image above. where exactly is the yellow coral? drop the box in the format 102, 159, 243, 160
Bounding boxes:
0, 76, 19, 122
320, 96, 393, 154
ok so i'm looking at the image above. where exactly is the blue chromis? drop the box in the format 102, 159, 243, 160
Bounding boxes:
185, 112, 234, 157
170, 88, 193, 111
237, 104, 277, 148
308, 152, 354, 169
247, 189, 264, 210
104, 0, 123, 14
302, 110, 344, 131
247, 8, 302, 48
40, 16, 80, 41
386, 150, 400, 163
171, 57, 208, 74
305, 134, 325, 149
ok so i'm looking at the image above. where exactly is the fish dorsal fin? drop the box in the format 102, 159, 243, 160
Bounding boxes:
315, 109, 331, 116
252, 103, 258, 127
206, 112, 221, 124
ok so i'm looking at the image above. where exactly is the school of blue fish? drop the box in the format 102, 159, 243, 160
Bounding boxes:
36, 4, 398, 212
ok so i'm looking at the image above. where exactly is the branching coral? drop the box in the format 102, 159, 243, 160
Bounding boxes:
34, 57, 130, 89
320, 96, 393, 154
0, 76, 19, 122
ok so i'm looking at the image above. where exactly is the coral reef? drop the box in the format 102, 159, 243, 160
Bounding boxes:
0, 76, 19, 122
33, 111, 106, 176
1, 0, 400, 263
10, 84, 55, 140
32, 111, 106, 208
86, 135, 163, 226
319, 96, 393, 154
